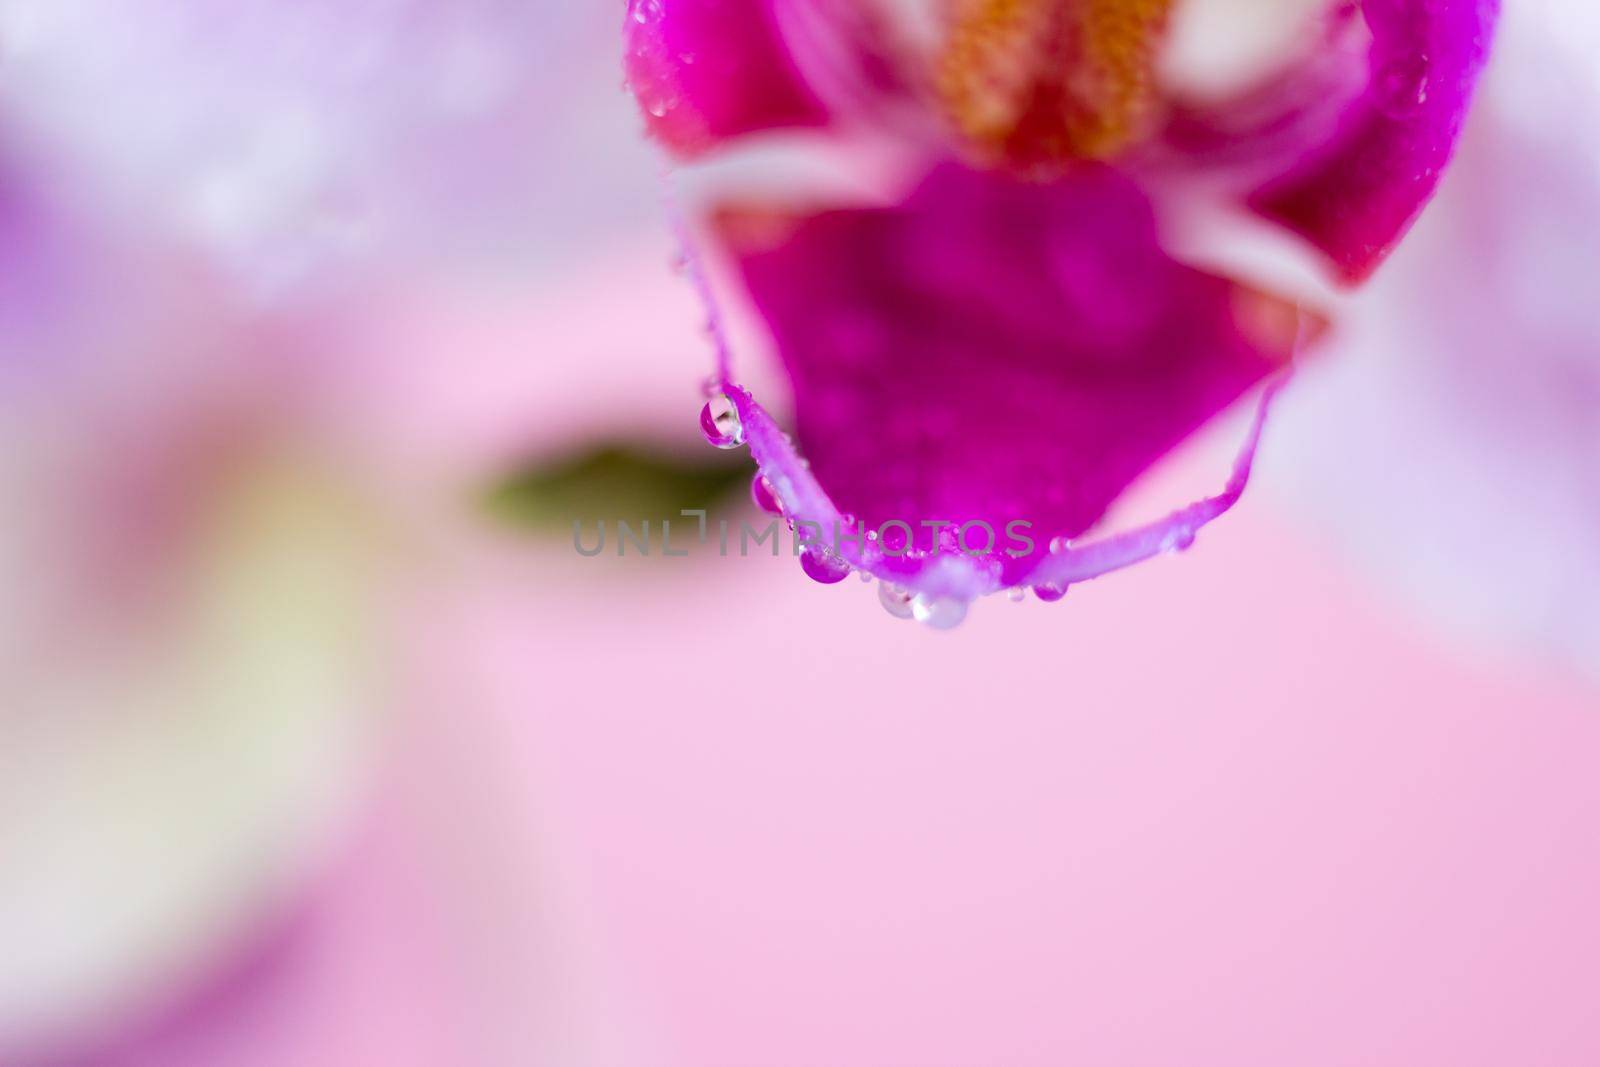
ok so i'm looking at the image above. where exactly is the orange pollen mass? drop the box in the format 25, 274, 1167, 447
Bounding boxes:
936, 0, 1176, 167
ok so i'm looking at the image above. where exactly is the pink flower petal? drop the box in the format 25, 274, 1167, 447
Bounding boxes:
716, 164, 1311, 596
624, 0, 829, 157
1248, 0, 1501, 283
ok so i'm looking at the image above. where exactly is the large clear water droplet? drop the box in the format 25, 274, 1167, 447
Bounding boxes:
911, 593, 968, 630
699, 394, 744, 449
800, 546, 851, 585
878, 582, 915, 620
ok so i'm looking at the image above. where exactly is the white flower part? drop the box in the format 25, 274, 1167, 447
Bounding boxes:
1160, 0, 1335, 103
0, 0, 651, 299
1265, 0, 1600, 681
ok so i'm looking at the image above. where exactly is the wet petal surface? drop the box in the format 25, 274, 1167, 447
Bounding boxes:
720, 164, 1307, 588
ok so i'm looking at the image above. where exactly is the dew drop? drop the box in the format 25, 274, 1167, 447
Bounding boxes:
750, 474, 782, 515
699, 394, 744, 449
1033, 582, 1069, 603
1007, 587, 1027, 603
800, 546, 851, 585
878, 582, 915, 620
911, 593, 968, 630
1376, 56, 1430, 119
1049, 536, 1073, 555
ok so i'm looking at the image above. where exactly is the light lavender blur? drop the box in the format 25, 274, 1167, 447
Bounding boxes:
1, 2, 1597, 1066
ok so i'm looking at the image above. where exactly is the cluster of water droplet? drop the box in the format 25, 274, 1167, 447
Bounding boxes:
624, 0, 687, 122
698, 398, 1097, 629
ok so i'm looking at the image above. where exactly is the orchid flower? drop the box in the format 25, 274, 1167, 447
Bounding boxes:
624, 0, 1499, 624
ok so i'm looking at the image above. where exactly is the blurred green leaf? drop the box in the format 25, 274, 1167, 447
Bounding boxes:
483, 444, 749, 531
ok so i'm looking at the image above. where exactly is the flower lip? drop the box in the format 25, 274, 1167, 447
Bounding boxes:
721, 369, 1290, 603
696, 163, 1314, 604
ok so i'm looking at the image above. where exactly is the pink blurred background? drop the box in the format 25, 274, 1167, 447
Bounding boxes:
2, 3, 1597, 1066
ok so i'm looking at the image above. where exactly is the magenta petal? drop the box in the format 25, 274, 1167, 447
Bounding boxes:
624, 0, 829, 157
1249, 0, 1500, 284
1025, 372, 1287, 591
720, 164, 1307, 590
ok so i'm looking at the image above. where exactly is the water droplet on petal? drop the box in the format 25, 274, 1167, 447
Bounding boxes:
1033, 582, 1069, 603
878, 582, 915, 620
1376, 55, 1430, 119
1163, 530, 1196, 554
699, 394, 744, 449
751, 474, 782, 515
911, 593, 968, 630
1049, 536, 1073, 554
1007, 587, 1027, 603
800, 546, 851, 585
